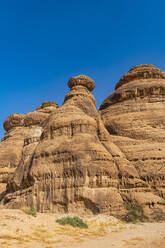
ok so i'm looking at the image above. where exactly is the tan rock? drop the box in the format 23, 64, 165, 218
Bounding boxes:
100, 64, 165, 219
1, 68, 165, 221
2, 75, 129, 216
0, 101, 58, 194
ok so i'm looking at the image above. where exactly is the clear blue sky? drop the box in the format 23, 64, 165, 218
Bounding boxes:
1, 0, 165, 139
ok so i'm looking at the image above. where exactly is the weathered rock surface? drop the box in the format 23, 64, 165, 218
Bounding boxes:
0, 101, 58, 194
2, 76, 128, 216
100, 64, 165, 219
0, 67, 165, 220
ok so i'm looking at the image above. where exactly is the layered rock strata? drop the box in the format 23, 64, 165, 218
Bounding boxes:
100, 64, 165, 219
0, 67, 165, 220
1, 75, 142, 216
0, 101, 58, 194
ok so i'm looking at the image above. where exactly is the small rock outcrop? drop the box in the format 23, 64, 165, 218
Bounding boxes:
0, 67, 165, 221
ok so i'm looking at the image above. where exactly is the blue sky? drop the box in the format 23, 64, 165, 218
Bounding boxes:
1, 0, 165, 139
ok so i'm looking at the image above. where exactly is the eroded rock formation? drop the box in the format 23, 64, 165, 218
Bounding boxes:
2, 76, 127, 215
100, 64, 165, 220
0, 101, 58, 194
0, 66, 165, 220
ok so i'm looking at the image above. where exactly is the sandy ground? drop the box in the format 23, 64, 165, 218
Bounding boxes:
0, 209, 164, 248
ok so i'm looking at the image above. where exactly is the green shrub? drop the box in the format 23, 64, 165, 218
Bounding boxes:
160, 200, 165, 206
56, 216, 88, 229
123, 203, 148, 223
23, 207, 37, 217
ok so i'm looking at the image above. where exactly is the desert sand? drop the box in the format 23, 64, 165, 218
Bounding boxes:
0, 209, 164, 248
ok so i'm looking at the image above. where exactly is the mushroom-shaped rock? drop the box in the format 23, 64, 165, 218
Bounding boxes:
68, 75, 95, 91
24, 101, 59, 126
64, 75, 96, 107
36, 101, 59, 114
24, 111, 48, 127
36, 101, 59, 110
3, 113, 25, 132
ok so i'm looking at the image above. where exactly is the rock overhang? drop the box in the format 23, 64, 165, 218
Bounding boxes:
68, 75, 95, 91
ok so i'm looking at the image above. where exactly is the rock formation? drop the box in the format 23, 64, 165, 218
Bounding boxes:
1, 76, 128, 215
0, 101, 58, 194
100, 64, 165, 220
0, 67, 165, 220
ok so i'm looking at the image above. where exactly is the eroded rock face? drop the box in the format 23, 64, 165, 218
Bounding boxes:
100, 64, 165, 219
2, 75, 136, 216
0, 102, 58, 194
1, 68, 165, 220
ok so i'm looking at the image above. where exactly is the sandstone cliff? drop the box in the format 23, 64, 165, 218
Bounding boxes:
0, 67, 165, 220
